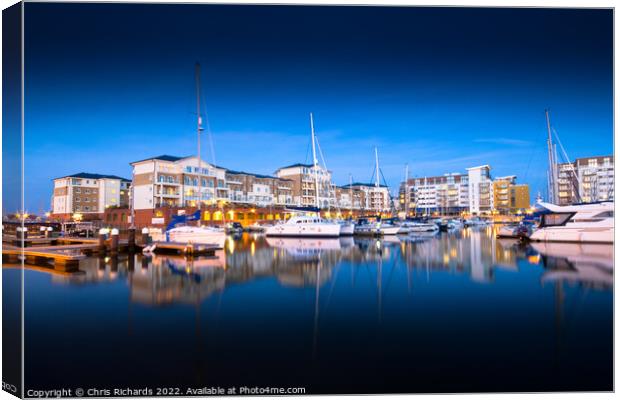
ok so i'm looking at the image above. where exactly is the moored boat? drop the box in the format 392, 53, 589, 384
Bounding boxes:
528, 201, 613, 243
338, 220, 355, 236
167, 226, 227, 248
265, 211, 341, 237
464, 217, 489, 227
403, 220, 439, 233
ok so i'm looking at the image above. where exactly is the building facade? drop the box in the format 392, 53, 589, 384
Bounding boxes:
130, 155, 298, 226
275, 163, 333, 208
493, 176, 530, 214
51, 173, 130, 220
399, 165, 531, 215
400, 173, 469, 215
337, 183, 391, 213
467, 165, 494, 215
225, 170, 294, 207
555, 155, 614, 205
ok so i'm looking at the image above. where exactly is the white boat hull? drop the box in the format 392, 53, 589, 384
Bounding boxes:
265, 222, 341, 237
168, 228, 226, 248
339, 223, 355, 236
380, 226, 401, 235
529, 226, 613, 244
408, 224, 438, 232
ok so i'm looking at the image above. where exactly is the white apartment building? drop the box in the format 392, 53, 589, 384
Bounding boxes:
557, 155, 614, 205
130, 155, 228, 211
401, 173, 469, 215
52, 173, 130, 219
131, 155, 295, 214
576, 155, 614, 203
467, 165, 493, 214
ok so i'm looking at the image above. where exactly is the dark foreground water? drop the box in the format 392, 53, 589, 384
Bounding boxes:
12, 226, 613, 394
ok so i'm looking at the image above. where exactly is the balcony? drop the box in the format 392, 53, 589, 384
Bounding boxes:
156, 190, 180, 197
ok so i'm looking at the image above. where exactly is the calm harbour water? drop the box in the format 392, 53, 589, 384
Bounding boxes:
14, 226, 613, 394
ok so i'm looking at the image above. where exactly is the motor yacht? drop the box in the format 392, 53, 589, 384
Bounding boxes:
528, 201, 613, 243
403, 221, 439, 233
265, 212, 341, 237
354, 217, 400, 236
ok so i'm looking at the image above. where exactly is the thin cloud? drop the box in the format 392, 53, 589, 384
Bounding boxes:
474, 137, 534, 146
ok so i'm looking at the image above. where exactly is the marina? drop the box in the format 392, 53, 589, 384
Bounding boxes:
11, 225, 612, 393
3, 3, 613, 396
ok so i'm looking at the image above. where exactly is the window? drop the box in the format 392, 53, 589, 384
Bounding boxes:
593, 211, 613, 218
76, 197, 81, 202
541, 213, 574, 227
75, 188, 81, 193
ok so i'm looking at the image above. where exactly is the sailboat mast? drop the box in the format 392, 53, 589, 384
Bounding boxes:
424, 176, 428, 216
374, 147, 381, 214
374, 147, 380, 188
349, 174, 353, 216
310, 113, 320, 209
195, 63, 203, 224
196, 63, 202, 172
545, 109, 558, 204
404, 163, 409, 216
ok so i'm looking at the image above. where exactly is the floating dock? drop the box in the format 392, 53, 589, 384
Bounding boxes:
2, 247, 85, 272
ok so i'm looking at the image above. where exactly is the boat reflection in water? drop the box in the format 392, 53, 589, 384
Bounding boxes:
533, 242, 613, 290
36, 226, 612, 298
130, 253, 227, 306
20, 226, 612, 393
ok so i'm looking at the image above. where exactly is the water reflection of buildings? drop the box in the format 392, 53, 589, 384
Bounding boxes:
399, 226, 527, 283
32, 228, 612, 308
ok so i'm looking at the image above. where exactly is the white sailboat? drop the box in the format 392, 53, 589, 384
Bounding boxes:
265, 113, 341, 238
166, 63, 225, 247
167, 226, 226, 248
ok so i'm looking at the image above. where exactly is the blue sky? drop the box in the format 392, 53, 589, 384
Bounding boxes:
19, 4, 613, 213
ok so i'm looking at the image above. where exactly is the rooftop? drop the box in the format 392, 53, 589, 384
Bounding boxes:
54, 172, 131, 182
130, 154, 186, 164
276, 163, 315, 171
466, 164, 491, 171
226, 169, 291, 180
340, 182, 388, 189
